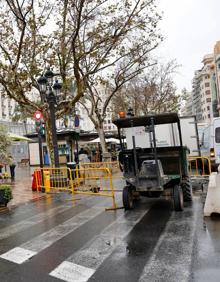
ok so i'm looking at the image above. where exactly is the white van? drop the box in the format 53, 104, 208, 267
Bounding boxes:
200, 117, 220, 170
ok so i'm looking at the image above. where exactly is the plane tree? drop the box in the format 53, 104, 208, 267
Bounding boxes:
112, 60, 180, 117
68, 0, 162, 153
0, 0, 162, 162
0, 126, 11, 164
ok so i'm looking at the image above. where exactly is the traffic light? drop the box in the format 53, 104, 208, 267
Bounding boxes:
33, 111, 43, 121
34, 111, 44, 135
35, 120, 45, 135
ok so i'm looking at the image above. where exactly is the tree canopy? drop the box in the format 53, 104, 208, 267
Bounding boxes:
0, 0, 162, 159
112, 60, 180, 117
0, 126, 11, 164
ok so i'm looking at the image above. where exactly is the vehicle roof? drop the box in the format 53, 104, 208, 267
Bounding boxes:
113, 112, 179, 128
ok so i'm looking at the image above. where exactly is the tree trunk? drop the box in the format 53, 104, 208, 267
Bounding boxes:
96, 126, 112, 162
96, 126, 107, 154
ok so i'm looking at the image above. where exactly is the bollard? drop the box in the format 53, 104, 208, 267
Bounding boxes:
43, 171, 50, 193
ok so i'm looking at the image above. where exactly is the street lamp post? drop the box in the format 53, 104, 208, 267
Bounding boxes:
37, 67, 62, 168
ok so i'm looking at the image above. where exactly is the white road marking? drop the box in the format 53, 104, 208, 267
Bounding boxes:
0, 206, 103, 264
50, 208, 149, 282
0, 205, 70, 241
50, 261, 95, 282
0, 247, 36, 264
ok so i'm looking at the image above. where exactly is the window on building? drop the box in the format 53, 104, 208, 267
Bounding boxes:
108, 126, 111, 130
208, 114, 210, 118
205, 75, 210, 79
207, 106, 210, 110
215, 127, 220, 143
108, 120, 111, 124
106, 108, 110, 112
206, 98, 211, 102
205, 90, 210, 95
205, 82, 210, 87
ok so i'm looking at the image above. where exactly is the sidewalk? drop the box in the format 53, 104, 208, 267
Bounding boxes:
5, 166, 46, 208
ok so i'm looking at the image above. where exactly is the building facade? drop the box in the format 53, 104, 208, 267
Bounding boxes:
199, 54, 213, 122
191, 70, 203, 121
183, 41, 220, 123
180, 89, 193, 116
0, 93, 16, 121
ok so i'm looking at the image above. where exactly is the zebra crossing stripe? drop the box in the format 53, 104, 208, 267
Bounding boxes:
49, 208, 149, 282
0, 206, 104, 264
50, 261, 95, 282
0, 247, 36, 264
0, 205, 70, 240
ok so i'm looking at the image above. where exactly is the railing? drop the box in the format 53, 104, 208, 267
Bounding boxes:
35, 166, 117, 210
188, 156, 211, 176
79, 161, 120, 174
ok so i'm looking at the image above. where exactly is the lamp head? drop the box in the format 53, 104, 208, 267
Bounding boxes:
53, 79, 62, 96
44, 67, 54, 85
37, 75, 47, 92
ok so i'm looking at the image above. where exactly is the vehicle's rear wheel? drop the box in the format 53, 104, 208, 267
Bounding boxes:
123, 186, 134, 210
173, 185, 184, 211
181, 177, 193, 202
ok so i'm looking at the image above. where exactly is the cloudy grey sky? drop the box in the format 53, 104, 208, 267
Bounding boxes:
157, 0, 220, 92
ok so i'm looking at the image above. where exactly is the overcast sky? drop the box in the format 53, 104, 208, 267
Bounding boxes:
156, 0, 220, 92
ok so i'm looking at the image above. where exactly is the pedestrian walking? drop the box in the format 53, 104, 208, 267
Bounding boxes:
8, 156, 16, 181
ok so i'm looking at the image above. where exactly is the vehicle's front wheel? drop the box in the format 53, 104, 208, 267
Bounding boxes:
123, 186, 134, 210
173, 185, 184, 211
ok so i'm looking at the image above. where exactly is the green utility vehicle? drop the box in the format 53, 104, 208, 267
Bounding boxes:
113, 112, 193, 211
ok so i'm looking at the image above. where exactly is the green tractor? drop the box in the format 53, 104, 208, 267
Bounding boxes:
113, 112, 192, 211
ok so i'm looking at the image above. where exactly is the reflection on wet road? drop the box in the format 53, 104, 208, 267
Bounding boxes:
0, 192, 219, 282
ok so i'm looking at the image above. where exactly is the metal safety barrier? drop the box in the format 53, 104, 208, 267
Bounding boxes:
71, 167, 117, 209
80, 161, 120, 174
34, 166, 118, 210
35, 167, 73, 193
188, 156, 211, 176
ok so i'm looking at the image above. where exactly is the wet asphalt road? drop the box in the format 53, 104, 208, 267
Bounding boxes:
0, 187, 219, 281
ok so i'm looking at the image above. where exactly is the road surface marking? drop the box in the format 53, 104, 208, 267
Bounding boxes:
0, 206, 104, 264
50, 208, 149, 281
0, 205, 70, 241
50, 261, 95, 282
138, 199, 200, 282
0, 247, 36, 264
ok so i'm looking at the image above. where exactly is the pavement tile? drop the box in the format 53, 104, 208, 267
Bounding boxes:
0, 167, 46, 209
